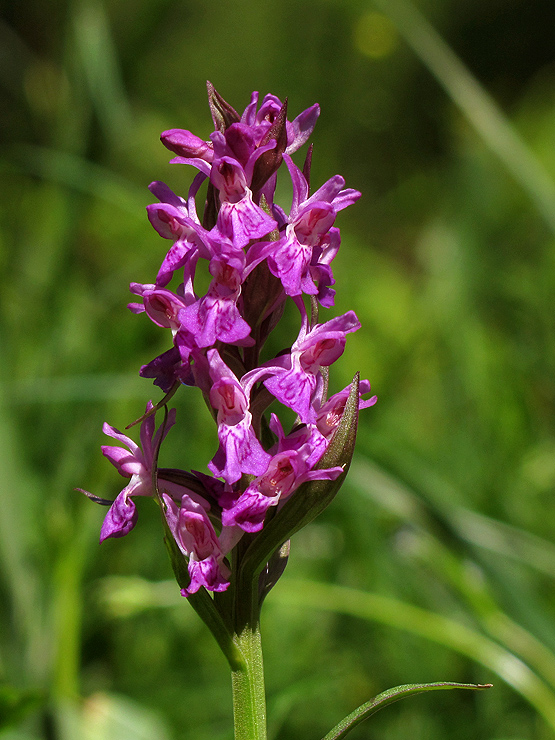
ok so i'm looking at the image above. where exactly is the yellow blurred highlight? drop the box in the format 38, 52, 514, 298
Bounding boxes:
354, 11, 398, 59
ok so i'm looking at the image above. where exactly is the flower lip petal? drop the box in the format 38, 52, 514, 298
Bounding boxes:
99, 490, 138, 542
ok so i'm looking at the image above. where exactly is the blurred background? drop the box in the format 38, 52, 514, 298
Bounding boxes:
2, 0, 555, 737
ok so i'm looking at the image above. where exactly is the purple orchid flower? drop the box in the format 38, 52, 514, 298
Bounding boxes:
160, 91, 319, 168
240, 91, 320, 155
128, 283, 194, 334
247, 155, 360, 302
306, 227, 340, 308
268, 412, 328, 464
210, 155, 278, 248
244, 300, 361, 424
206, 349, 271, 485
139, 346, 195, 392
146, 180, 212, 288
97, 403, 203, 542
86, 85, 374, 616
163, 492, 242, 596
316, 379, 377, 440
160, 129, 215, 162
166, 138, 278, 248
177, 244, 253, 348
221, 415, 342, 532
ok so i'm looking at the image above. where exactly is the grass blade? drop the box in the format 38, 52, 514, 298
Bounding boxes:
372, 0, 555, 234
321, 681, 491, 740
275, 579, 555, 732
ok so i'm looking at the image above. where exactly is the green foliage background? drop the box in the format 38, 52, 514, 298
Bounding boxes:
2, 0, 555, 738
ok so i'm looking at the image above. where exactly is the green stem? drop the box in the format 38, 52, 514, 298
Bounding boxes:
187, 588, 243, 671
231, 624, 267, 740
230, 536, 267, 740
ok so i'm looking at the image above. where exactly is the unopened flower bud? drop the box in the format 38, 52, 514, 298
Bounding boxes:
161, 129, 214, 161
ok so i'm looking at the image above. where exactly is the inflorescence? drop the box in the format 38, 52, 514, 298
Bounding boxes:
84, 83, 376, 598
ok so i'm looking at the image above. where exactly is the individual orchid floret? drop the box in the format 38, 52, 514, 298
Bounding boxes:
210, 154, 278, 248
163, 492, 242, 596
210, 126, 285, 191
316, 379, 377, 440
128, 283, 194, 335
146, 181, 212, 288
221, 417, 342, 533
240, 90, 320, 155
178, 247, 253, 348
146, 180, 197, 235
146, 175, 212, 288
207, 348, 271, 484
97, 403, 175, 541
247, 155, 360, 302
166, 145, 279, 245
269, 412, 328, 464
241, 92, 286, 139
139, 346, 195, 392
217, 123, 260, 169
248, 301, 361, 424
156, 236, 201, 292
307, 228, 340, 308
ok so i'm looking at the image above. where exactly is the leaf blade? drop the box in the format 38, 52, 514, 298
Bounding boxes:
322, 682, 492, 740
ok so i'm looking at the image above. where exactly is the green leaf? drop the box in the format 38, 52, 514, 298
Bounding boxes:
277, 579, 555, 731
321, 681, 492, 740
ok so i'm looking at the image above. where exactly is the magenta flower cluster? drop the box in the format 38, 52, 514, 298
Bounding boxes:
86, 84, 376, 598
